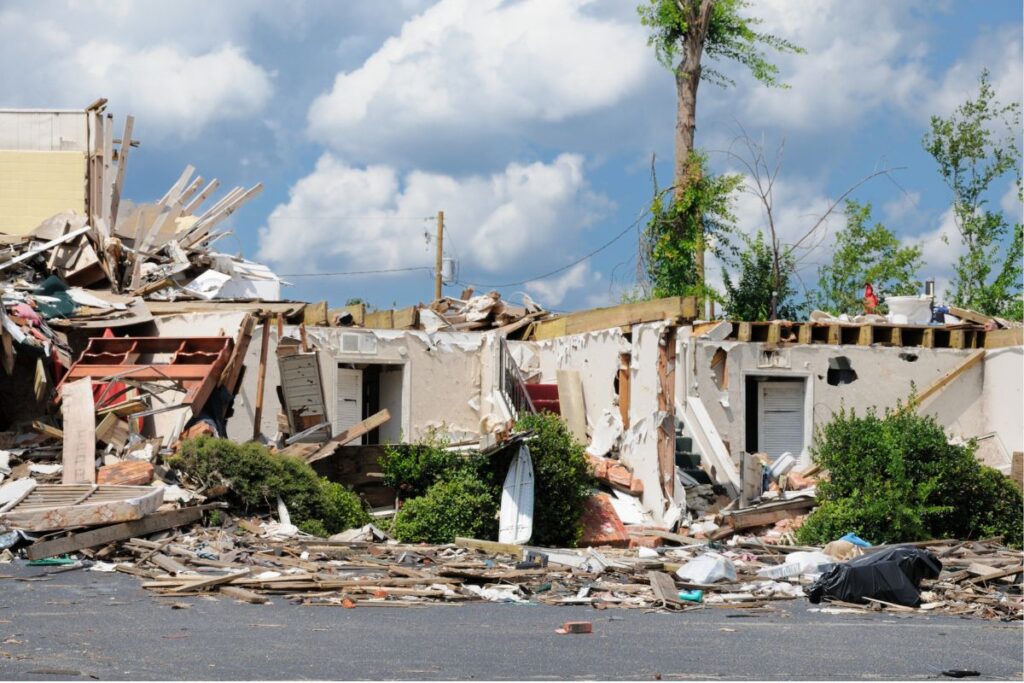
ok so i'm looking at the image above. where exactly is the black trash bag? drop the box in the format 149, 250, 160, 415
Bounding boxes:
807, 546, 942, 607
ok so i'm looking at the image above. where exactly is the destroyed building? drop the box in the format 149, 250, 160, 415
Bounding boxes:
0, 105, 1021, 618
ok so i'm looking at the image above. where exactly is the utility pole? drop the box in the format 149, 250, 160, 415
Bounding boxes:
434, 210, 444, 301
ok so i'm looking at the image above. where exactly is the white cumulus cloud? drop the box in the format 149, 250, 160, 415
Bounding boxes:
258, 153, 611, 277
0, 3, 274, 138
525, 262, 600, 308
71, 43, 272, 137
307, 0, 651, 164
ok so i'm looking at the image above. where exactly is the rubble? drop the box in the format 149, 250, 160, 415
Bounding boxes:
0, 104, 1019, 628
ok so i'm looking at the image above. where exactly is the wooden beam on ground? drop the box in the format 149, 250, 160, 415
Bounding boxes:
61, 377, 96, 485
529, 296, 698, 341
25, 506, 206, 560
454, 537, 526, 558
169, 569, 250, 593
304, 410, 391, 464
556, 369, 587, 444
912, 349, 985, 413
220, 585, 270, 604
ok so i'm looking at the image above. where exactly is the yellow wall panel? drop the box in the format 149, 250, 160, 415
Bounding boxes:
0, 150, 86, 235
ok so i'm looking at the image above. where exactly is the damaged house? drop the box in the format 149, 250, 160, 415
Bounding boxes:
0, 104, 1020, 617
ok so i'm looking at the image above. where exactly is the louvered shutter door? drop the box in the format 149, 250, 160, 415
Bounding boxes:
334, 368, 363, 436
758, 381, 805, 460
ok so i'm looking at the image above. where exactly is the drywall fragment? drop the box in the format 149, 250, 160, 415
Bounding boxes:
586, 409, 623, 458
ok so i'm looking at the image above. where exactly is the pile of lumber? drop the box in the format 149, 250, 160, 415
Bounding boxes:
24, 513, 1018, 619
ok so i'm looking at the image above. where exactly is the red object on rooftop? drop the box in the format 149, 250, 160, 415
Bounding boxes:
864, 283, 878, 313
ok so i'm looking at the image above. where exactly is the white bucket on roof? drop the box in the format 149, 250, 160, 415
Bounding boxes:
886, 295, 932, 324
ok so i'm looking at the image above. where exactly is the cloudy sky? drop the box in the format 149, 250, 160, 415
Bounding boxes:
3, 0, 1020, 311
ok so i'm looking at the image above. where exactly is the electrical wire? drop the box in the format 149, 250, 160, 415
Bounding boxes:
269, 215, 435, 221
456, 209, 649, 289
280, 266, 433, 278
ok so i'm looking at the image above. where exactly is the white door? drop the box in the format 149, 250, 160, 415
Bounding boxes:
334, 367, 363, 437
757, 381, 805, 460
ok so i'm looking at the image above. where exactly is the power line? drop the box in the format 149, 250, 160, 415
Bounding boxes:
269, 215, 434, 221
457, 209, 648, 289
281, 266, 433, 278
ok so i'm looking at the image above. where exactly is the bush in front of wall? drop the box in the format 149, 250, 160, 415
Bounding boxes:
795, 405, 1023, 548
391, 473, 498, 543
383, 413, 593, 546
380, 428, 474, 498
514, 412, 594, 547
168, 436, 370, 535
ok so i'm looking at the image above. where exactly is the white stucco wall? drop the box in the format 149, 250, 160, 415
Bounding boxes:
531, 329, 629, 431
219, 325, 497, 443
689, 339, 1021, 471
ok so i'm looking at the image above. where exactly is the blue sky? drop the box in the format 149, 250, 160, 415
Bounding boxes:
2, 0, 1021, 312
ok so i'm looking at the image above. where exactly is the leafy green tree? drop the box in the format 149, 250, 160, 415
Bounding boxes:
815, 200, 924, 316
643, 152, 742, 300
637, 0, 802, 298
923, 69, 1023, 318
722, 230, 798, 320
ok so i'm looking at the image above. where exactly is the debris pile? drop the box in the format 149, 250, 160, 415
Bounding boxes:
16, 520, 1015, 619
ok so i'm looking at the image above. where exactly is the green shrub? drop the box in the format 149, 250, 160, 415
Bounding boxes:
392, 473, 497, 543
515, 412, 594, 547
380, 429, 472, 498
383, 413, 593, 546
796, 405, 1023, 547
168, 436, 370, 535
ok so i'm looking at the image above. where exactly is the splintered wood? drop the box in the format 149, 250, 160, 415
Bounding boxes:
94, 521, 1022, 618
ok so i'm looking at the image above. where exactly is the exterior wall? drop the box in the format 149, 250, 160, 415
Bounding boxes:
0, 151, 86, 234
219, 324, 506, 445
0, 110, 90, 235
528, 322, 685, 525
0, 111, 89, 151
529, 328, 628, 430
689, 339, 1020, 471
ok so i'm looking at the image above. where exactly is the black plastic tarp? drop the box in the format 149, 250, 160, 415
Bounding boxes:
807, 546, 942, 607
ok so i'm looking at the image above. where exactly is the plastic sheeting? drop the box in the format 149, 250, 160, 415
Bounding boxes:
807, 546, 942, 607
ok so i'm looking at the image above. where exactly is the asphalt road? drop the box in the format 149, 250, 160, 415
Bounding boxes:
0, 561, 1021, 680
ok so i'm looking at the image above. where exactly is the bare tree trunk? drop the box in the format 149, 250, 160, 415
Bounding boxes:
673, 0, 715, 310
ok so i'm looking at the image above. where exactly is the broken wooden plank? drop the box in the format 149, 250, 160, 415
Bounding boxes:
220, 585, 270, 604
31, 421, 64, 440
454, 537, 526, 558
169, 569, 249, 594
912, 350, 985, 412
648, 570, 685, 608
0, 226, 91, 273
530, 296, 698, 340
61, 378, 96, 485
304, 409, 391, 465
95, 413, 130, 450
25, 506, 206, 560
149, 553, 192, 576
